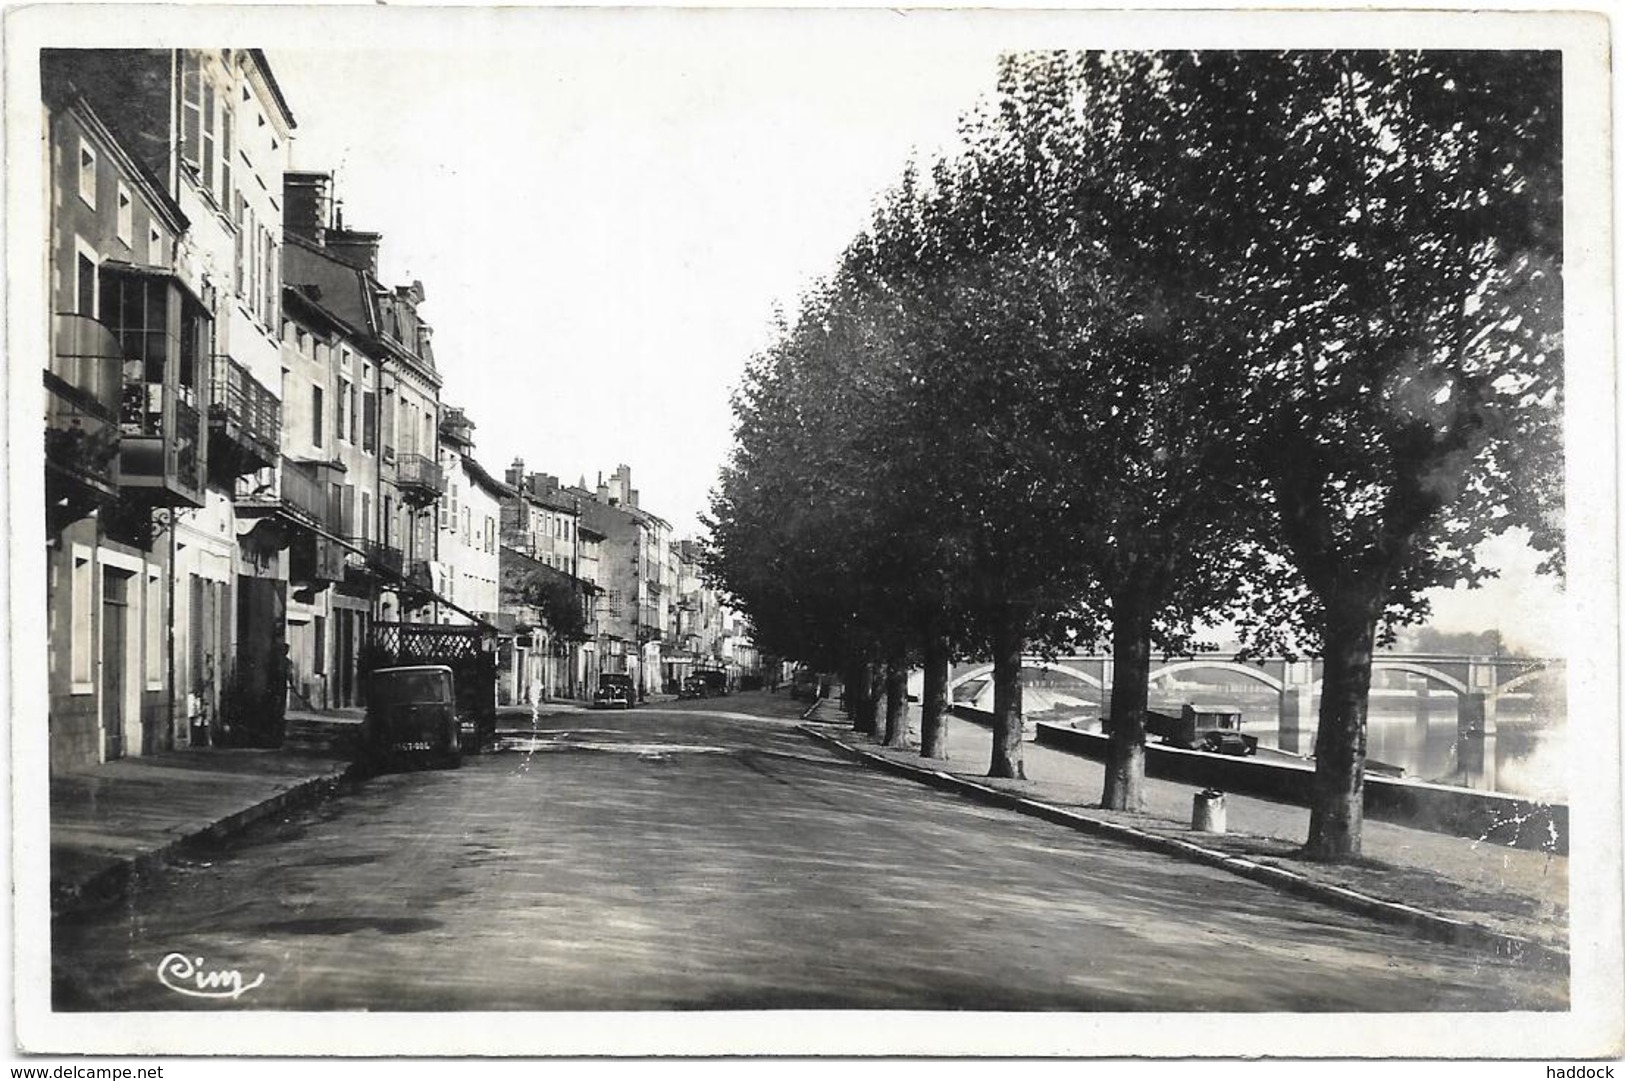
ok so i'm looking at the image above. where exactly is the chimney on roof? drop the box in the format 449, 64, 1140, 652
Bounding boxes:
327, 228, 383, 275
507, 458, 525, 488
283, 172, 333, 246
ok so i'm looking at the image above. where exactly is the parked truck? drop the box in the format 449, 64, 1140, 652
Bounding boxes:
363, 622, 498, 753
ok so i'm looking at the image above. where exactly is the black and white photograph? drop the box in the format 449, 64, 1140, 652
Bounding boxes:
5, 2, 1621, 1067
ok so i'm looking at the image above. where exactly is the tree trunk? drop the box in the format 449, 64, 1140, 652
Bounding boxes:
855, 662, 880, 736
1101, 600, 1152, 812
1304, 594, 1380, 861
844, 656, 866, 731
988, 608, 1026, 779
865, 665, 885, 737
919, 632, 950, 760
883, 651, 909, 747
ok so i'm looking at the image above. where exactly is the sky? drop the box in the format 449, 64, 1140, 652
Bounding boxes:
270, 31, 1004, 540
264, 16, 1572, 656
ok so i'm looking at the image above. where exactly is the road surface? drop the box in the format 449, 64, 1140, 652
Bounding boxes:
52, 700, 1565, 1011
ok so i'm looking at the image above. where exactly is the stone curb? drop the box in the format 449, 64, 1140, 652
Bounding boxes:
797, 724, 1567, 972
50, 759, 358, 919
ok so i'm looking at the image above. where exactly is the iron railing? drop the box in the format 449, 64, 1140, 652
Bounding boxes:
278, 457, 327, 523
347, 537, 405, 576
208, 354, 280, 468
46, 385, 121, 494
395, 452, 444, 499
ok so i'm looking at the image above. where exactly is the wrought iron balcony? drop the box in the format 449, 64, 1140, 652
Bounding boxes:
208, 354, 280, 479
395, 452, 444, 504
237, 456, 332, 528
280, 458, 330, 524
290, 532, 346, 589
47, 314, 124, 518
344, 536, 405, 584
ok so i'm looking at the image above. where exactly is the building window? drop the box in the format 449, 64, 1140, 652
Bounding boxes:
77, 140, 97, 208
75, 244, 97, 317
70, 546, 94, 691
381, 387, 395, 458
145, 569, 163, 689
148, 224, 165, 267
337, 378, 351, 442
348, 380, 358, 444
116, 185, 133, 246
312, 385, 325, 448
361, 491, 371, 542
313, 616, 326, 675
362, 385, 377, 454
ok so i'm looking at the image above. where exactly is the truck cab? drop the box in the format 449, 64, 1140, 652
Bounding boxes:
365, 665, 462, 770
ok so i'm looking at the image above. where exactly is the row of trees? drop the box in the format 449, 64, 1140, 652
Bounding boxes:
706, 50, 1562, 861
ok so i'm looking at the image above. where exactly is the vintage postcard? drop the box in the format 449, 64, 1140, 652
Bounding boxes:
6, 2, 1620, 1065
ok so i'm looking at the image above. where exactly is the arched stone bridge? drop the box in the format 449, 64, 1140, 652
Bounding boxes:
947, 653, 1560, 755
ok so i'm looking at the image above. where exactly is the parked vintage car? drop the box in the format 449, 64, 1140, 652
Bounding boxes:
789, 669, 820, 701
695, 669, 729, 696
364, 665, 462, 770
594, 672, 636, 709
678, 675, 708, 699
1146, 704, 1259, 756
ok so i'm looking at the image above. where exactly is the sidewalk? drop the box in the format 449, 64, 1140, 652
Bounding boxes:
50, 699, 640, 914
801, 704, 1568, 966
49, 743, 355, 915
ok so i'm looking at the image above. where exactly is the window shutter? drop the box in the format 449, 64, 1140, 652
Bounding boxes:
181, 53, 202, 171
201, 82, 216, 192
362, 388, 377, 451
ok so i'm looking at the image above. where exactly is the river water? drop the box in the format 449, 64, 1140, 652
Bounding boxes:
954, 675, 1568, 802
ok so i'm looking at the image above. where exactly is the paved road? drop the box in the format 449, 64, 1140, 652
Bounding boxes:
52, 704, 1565, 1011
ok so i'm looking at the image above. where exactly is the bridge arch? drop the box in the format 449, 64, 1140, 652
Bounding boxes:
1496, 665, 1552, 696
1148, 660, 1284, 694
948, 660, 1103, 692
1311, 661, 1467, 696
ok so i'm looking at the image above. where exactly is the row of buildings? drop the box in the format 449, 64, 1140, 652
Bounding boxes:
42, 48, 757, 774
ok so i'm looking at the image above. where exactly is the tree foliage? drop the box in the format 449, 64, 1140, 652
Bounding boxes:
706, 49, 1562, 856
518, 574, 589, 641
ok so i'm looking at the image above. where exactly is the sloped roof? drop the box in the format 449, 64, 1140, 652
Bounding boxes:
463, 454, 515, 500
